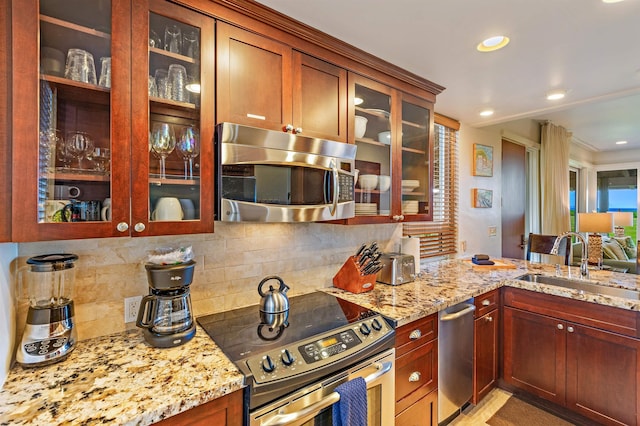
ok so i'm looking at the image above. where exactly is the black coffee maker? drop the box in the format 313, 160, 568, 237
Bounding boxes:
136, 260, 196, 347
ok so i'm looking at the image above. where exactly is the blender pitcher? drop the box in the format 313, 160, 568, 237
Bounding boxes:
16, 253, 79, 367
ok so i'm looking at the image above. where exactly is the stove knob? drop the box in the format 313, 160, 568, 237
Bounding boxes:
262, 355, 276, 373
360, 323, 371, 336
281, 349, 295, 366
371, 318, 383, 331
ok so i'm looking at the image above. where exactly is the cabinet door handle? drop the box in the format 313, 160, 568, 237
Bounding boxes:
557, 324, 564, 330
294, 127, 303, 134
116, 222, 129, 232
485, 316, 493, 322
284, 124, 294, 132
408, 372, 421, 382
482, 299, 491, 306
409, 329, 422, 340
134, 222, 146, 232
567, 326, 574, 333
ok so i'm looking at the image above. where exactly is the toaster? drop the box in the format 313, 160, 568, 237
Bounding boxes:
376, 252, 416, 285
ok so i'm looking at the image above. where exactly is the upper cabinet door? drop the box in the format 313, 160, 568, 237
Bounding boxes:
11, 0, 131, 241
130, 0, 215, 236
217, 23, 347, 142
217, 22, 292, 132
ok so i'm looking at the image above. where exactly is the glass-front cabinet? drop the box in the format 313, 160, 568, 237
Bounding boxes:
131, 0, 214, 236
11, 0, 214, 241
349, 73, 433, 223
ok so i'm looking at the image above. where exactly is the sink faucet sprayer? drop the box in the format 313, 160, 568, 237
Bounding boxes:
551, 231, 589, 279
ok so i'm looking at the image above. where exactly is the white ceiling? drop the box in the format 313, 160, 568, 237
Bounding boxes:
255, 0, 640, 152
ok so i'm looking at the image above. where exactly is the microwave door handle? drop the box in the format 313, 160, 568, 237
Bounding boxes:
329, 160, 339, 216
261, 361, 392, 426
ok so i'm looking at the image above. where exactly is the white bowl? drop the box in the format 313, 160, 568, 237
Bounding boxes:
377, 175, 391, 192
377, 131, 391, 144
355, 116, 368, 138
359, 174, 378, 190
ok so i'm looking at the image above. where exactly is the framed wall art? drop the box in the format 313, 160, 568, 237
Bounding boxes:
473, 144, 493, 177
472, 188, 493, 208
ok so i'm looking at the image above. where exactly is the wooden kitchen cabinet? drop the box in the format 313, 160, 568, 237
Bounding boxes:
11, 0, 214, 241
216, 22, 348, 142
348, 73, 434, 224
155, 389, 243, 426
394, 314, 438, 424
503, 287, 640, 425
0, 0, 9, 241
473, 289, 499, 404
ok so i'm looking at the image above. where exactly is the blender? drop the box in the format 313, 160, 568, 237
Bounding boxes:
136, 260, 196, 348
16, 253, 78, 367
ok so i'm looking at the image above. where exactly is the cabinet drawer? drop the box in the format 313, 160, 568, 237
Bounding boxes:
395, 389, 437, 426
395, 339, 437, 414
395, 314, 437, 357
474, 289, 499, 317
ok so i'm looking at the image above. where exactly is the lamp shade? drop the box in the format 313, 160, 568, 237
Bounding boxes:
577, 212, 614, 233
608, 211, 634, 227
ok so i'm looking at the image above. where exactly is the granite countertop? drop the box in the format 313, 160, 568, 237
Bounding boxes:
324, 258, 640, 326
3, 258, 639, 425
0, 326, 244, 425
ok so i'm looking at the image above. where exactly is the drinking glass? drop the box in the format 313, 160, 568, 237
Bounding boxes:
64, 48, 97, 84
164, 24, 182, 54
148, 75, 158, 97
56, 134, 73, 169
176, 126, 200, 179
149, 29, 162, 49
155, 69, 171, 99
182, 30, 199, 59
87, 147, 111, 172
150, 123, 176, 179
98, 57, 111, 88
65, 131, 94, 169
168, 64, 187, 102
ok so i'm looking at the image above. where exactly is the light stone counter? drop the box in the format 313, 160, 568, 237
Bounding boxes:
0, 326, 244, 425
324, 258, 640, 327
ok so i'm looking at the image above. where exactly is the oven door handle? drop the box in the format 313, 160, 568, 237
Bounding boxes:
261, 361, 392, 426
329, 159, 339, 216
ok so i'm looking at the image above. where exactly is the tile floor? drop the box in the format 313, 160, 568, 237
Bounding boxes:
449, 388, 514, 425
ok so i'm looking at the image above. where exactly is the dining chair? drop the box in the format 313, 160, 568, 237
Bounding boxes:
526, 233, 570, 265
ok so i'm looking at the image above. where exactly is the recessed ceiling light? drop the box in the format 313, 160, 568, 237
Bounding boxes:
479, 109, 494, 117
354, 97, 364, 106
602, 0, 624, 3
477, 36, 510, 52
616, 140, 628, 145
546, 90, 566, 100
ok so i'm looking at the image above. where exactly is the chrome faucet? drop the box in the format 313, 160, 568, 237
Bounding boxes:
551, 231, 589, 279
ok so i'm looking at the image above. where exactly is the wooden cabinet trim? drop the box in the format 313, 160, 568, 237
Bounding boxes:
503, 287, 639, 338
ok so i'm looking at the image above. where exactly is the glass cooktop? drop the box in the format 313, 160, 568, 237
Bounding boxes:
197, 291, 377, 362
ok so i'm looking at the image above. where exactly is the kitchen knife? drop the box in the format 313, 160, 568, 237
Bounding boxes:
358, 249, 372, 266
355, 243, 367, 258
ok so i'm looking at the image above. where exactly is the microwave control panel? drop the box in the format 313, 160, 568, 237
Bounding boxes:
338, 174, 354, 202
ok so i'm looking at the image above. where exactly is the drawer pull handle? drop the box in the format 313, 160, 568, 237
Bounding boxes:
567, 326, 575, 333
409, 330, 422, 340
557, 324, 564, 330
482, 299, 491, 306
408, 372, 421, 382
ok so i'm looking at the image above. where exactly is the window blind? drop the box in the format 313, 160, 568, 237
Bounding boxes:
403, 114, 459, 259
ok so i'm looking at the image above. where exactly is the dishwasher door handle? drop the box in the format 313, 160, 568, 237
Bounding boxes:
440, 303, 476, 321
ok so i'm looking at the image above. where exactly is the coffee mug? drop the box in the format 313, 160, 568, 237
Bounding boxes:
62, 200, 101, 222
179, 198, 195, 220
101, 198, 112, 221
152, 197, 183, 221
54, 185, 81, 199
44, 199, 69, 223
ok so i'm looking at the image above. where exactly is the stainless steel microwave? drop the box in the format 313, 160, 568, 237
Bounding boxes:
215, 123, 358, 222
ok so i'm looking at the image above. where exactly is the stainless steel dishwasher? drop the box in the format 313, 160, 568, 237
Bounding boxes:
438, 298, 476, 425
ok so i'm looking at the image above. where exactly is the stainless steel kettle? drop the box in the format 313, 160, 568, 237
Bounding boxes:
258, 275, 290, 313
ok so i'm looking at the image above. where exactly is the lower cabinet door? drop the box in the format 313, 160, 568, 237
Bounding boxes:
395, 339, 437, 414
395, 389, 437, 426
473, 309, 499, 404
566, 323, 640, 426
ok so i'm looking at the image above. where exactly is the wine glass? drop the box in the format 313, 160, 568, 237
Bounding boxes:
150, 123, 176, 179
176, 126, 200, 179
65, 131, 94, 169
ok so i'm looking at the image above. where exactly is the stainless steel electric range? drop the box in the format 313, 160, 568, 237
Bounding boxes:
197, 291, 396, 426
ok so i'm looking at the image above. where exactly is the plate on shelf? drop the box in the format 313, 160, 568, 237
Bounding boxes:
364, 108, 390, 117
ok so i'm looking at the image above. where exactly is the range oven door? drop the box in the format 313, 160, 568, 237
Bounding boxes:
250, 348, 395, 426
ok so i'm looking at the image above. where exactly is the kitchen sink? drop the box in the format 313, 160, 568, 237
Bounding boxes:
516, 273, 640, 300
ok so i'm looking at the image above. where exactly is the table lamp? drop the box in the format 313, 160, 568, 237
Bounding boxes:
577, 212, 614, 267
608, 211, 633, 238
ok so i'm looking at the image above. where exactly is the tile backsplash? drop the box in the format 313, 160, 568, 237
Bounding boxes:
15, 222, 401, 341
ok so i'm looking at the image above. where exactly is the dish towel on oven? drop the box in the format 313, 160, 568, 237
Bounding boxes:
332, 377, 367, 426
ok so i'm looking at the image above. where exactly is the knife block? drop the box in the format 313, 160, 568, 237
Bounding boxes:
333, 256, 376, 294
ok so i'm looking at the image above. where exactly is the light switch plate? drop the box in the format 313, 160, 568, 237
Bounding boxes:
488, 226, 497, 237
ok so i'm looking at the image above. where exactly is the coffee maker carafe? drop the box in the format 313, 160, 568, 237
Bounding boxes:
136, 260, 196, 347
16, 253, 78, 367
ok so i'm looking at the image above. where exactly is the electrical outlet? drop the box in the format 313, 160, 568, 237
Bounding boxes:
488, 226, 497, 237
460, 240, 467, 252
124, 295, 143, 323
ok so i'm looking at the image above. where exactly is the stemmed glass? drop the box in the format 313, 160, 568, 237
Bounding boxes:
150, 123, 176, 179
176, 126, 200, 179
65, 131, 94, 170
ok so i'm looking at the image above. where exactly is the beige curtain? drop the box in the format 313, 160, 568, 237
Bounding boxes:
540, 122, 572, 235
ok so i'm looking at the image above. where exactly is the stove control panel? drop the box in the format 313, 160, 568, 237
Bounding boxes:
245, 314, 393, 384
